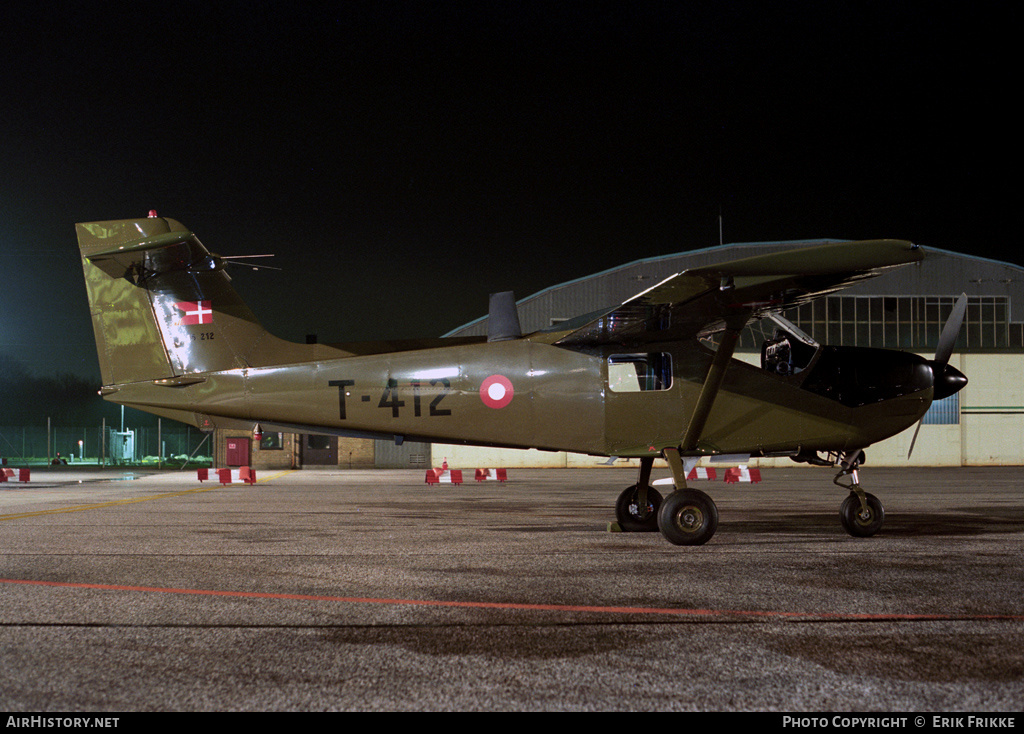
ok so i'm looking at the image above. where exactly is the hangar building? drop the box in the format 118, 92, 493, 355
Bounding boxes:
217, 240, 1024, 469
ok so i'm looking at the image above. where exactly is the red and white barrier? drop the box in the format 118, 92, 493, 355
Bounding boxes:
425, 468, 463, 485
686, 467, 717, 480
723, 466, 761, 483
474, 468, 508, 482
653, 464, 763, 486
199, 467, 257, 485
0, 468, 30, 483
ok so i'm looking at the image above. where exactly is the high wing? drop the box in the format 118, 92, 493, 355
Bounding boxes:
551, 239, 922, 347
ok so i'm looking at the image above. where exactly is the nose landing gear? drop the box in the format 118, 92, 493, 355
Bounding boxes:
833, 450, 885, 537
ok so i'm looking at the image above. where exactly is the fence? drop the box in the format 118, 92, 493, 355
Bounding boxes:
0, 423, 213, 466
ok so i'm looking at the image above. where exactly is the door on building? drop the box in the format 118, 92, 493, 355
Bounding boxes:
302, 434, 338, 465
225, 437, 250, 466
373, 439, 431, 468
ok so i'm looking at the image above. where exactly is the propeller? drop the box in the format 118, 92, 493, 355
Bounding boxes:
908, 293, 969, 458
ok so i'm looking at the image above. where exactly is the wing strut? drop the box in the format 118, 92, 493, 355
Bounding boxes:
665, 314, 748, 489
681, 319, 745, 452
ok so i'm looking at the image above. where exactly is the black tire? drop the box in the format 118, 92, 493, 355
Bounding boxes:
839, 495, 853, 534
615, 484, 663, 532
840, 492, 884, 537
657, 489, 718, 546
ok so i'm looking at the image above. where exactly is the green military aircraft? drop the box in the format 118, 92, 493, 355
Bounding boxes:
76, 214, 967, 546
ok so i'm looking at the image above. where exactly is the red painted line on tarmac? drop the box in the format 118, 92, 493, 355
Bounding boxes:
2, 578, 1023, 621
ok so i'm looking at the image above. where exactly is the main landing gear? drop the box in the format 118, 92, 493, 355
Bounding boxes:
613, 451, 719, 545
614, 483, 662, 532
614, 454, 661, 532
657, 486, 718, 546
833, 450, 885, 537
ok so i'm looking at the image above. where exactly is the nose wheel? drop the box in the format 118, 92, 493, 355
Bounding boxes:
834, 450, 885, 537
840, 491, 885, 537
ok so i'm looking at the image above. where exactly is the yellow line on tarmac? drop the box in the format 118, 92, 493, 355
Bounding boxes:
0, 469, 294, 522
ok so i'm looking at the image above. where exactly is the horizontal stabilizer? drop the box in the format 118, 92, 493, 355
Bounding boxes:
83, 230, 214, 282
85, 230, 194, 259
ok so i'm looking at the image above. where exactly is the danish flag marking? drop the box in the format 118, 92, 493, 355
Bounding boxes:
176, 300, 213, 325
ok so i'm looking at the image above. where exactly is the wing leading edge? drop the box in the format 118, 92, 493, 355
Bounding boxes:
551, 239, 922, 348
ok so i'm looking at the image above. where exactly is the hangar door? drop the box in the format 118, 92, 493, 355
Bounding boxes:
374, 439, 431, 468
302, 434, 338, 465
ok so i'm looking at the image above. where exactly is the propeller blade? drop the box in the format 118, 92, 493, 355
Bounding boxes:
907, 418, 923, 459
934, 293, 968, 367
915, 293, 970, 455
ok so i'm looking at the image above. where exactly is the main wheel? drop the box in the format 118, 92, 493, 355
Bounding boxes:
615, 484, 663, 532
657, 489, 718, 545
840, 492, 884, 537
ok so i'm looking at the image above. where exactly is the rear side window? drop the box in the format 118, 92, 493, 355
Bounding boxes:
608, 353, 673, 392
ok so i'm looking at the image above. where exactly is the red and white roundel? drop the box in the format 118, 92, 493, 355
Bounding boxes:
480, 374, 515, 409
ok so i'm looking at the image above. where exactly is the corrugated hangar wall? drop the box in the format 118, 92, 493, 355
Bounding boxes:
435, 240, 1024, 469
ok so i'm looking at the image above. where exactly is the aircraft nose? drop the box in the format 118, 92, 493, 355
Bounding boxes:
931, 362, 967, 401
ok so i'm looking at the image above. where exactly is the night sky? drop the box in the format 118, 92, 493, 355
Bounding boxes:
1, 2, 1017, 381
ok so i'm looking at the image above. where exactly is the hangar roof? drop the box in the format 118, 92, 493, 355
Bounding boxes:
445, 240, 1024, 350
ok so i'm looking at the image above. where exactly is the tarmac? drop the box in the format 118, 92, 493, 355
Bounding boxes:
0, 464, 1022, 712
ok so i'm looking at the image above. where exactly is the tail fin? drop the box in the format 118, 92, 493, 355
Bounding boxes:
77, 215, 303, 385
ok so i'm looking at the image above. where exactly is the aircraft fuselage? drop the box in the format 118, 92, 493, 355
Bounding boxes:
106, 337, 931, 459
